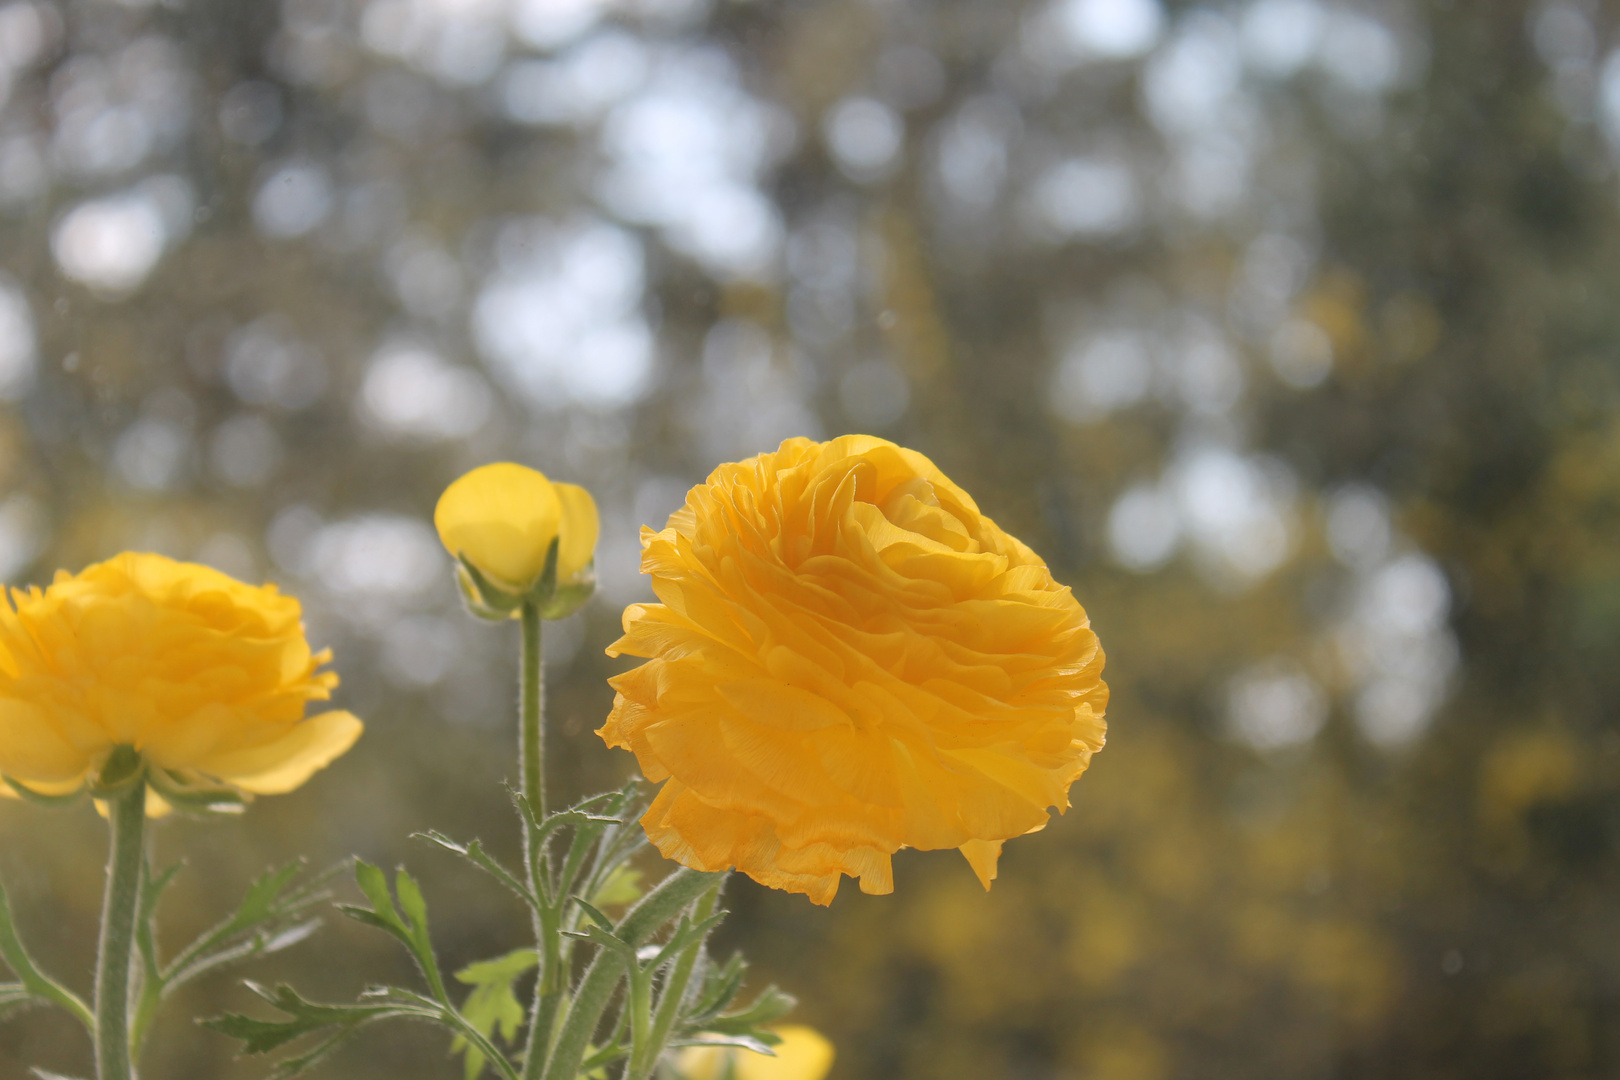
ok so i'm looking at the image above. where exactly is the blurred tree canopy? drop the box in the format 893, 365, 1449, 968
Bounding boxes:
0, 0, 1617, 1077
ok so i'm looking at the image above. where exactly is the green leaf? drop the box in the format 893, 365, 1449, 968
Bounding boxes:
165, 859, 338, 991
201, 981, 404, 1055
395, 869, 429, 936
578, 1041, 627, 1074
695, 985, 797, 1038
0, 981, 33, 1017
450, 949, 538, 1080
590, 866, 643, 908
352, 862, 405, 934
670, 1033, 780, 1055
336, 905, 408, 943
415, 832, 539, 911
573, 898, 616, 934
0, 879, 93, 1032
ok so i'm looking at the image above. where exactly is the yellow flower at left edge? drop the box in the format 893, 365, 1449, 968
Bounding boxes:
675, 1026, 835, 1080
434, 462, 599, 617
0, 552, 363, 815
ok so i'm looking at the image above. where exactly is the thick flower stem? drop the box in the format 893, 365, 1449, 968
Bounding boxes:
540, 869, 724, 1080
518, 601, 552, 1080
95, 782, 146, 1080
519, 600, 545, 821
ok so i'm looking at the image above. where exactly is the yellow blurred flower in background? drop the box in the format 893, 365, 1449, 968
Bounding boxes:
435, 462, 600, 591
675, 1025, 836, 1080
0, 552, 361, 811
599, 435, 1107, 904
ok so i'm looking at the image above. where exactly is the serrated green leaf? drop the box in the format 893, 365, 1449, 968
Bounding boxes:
394, 870, 429, 934
336, 905, 409, 944
415, 832, 539, 911
590, 866, 643, 908
697, 985, 796, 1036
450, 949, 538, 1080
455, 949, 539, 989
236, 861, 308, 927
352, 862, 404, 933
202, 982, 402, 1055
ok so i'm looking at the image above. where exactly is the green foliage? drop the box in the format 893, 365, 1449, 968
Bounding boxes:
202, 981, 419, 1079
207, 776, 776, 1080
591, 867, 645, 909
0, 877, 93, 1032
451, 950, 539, 1080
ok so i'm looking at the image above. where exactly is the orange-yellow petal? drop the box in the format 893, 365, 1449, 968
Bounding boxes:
201, 710, 364, 794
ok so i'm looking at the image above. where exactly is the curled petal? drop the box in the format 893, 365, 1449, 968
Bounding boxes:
202, 710, 365, 794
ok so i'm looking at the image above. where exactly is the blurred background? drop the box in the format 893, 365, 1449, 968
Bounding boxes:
1, 0, 1618, 1075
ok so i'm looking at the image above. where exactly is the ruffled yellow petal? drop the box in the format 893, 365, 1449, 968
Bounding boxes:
599, 436, 1107, 902
201, 710, 364, 794
959, 838, 1003, 890
435, 463, 561, 589
0, 698, 93, 785
0, 552, 361, 813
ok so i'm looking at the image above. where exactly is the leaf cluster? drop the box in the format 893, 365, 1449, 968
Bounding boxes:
206, 779, 792, 1080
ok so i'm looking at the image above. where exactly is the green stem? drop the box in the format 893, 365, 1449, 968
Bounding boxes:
95, 783, 146, 1080
518, 601, 551, 1080
540, 869, 724, 1080
635, 884, 721, 1080
519, 601, 545, 820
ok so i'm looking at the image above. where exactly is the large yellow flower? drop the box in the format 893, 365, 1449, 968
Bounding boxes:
599, 436, 1107, 904
0, 552, 361, 811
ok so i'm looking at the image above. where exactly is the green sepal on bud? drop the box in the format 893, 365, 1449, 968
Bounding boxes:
453, 538, 596, 622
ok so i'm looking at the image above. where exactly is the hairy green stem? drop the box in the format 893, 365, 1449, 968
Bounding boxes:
519, 602, 545, 820
95, 783, 146, 1080
634, 884, 721, 1080
519, 601, 550, 1080
540, 869, 724, 1080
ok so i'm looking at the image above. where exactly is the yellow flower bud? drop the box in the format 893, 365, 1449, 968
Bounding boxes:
434, 463, 599, 591
675, 1026, 835, 1080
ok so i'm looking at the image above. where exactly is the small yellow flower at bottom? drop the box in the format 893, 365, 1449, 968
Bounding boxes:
0, 552, 361, 812
674, 1026, 835, 1080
